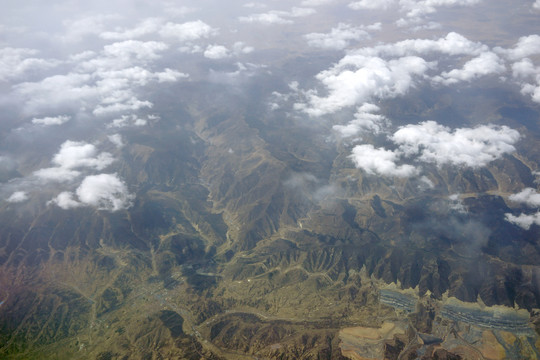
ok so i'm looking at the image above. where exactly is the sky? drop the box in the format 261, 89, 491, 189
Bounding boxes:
1, 0, 540, 228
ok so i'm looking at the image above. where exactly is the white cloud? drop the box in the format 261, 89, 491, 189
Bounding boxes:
33, 167, 81, 182
61, 14, 121, 43
31, 115, 71, 126
509, 56, 540, 104
535, 0, 540, 9
448, 193, 466, 213
204, 45, 230, 59
158, 20, 218, 41
392, 121, 520, 168
49, 191, 81, 209
102, 40, 168, 62
243, 2, 267, 8
14, 38, 183, 117
512, 58, 537, 79
504, 187, 540, 230
34, 140, 114, 182
301, 0, 333, 5
297, 55, 430, 116
49, 174, 133, 211
93, 97, 153, 116
433, 52, 505, 85
208, 62, 265, 84
398, 0, 481, 25
156, 68, 189, 82
239, 7, 316, 25
0, 47, 60, 82
349, 144, 418, 177
419, 176, 434, 189
349, 0, 395, 10
14, 73, 95, 114
347, 120, 519, 178
76, 173, 134, 211
333, 103, 389, 137
232, 42, 254, 55
508, 188, 540, 207
107, 114, 148, 128
108, 134, 124, 148
505, 212, 540, 230
295, 33, 492, 116
6, 191, 28, 203
304, 23, 370, 50
161, 4, 198, 17
411, 21, 442, 32
95, 67, 187, 86
521, 84, 540, 104
497, 35, 540, 60
239, 13, 294, 25
100, 18, 163, 40
52, 141, 114, 170
357, 32, 487, 57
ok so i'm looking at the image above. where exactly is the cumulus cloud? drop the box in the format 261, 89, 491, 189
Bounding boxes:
204, 44, 230, 59
0, 47, 60, 82
295, 33, 493, 116
61, 14, 121, 43
535, 0, 540, 9
356, 32, 487, 57
155, 68, 189, 82
14, 73, 95, 114
348, 0, 480, 25
107, 114, 148, 128
508, 53, 540, 104
297, 55, 430, 116
410, 21, 442, 32
448, 193, 467, 213
497, 35, 540, 60
349, 144, 418, 177
76, 173, 134, 211
207, 62, 265, 84
512, 58, 537, 79
301, 0, 333, 5
13, 37, 184, 117
243, 2, 267, 9
102, 40, 168, 62
33, 167, 81, 183
49, 191, 82, 209
349, 0, 395, 10
34, 141, 114, 182
158, 20, 218, 41
31, 115, 71, 126
93, 98, 153, 116
433, 52, 506, 85
419, 176, 434, 189
49, 174, 134, 211
161, 4, 198, 17
333, 103, 389, 137
505, 212, 540, 230
504, 183, 540, 229
6, 191, 28, 203
392, 121, 520, 168
508, 188, 540, 207
304, 23, 370, 50
108, 134, 124, 148
239, 7, 316, 25
232, 42, 254, 55
54, 141, 114, 170
100, 17, 163, 40
348, 120, 520, 178
398, 0, 481, 26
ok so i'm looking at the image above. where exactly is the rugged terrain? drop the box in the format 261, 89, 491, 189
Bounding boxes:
1, 81, 540, 359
